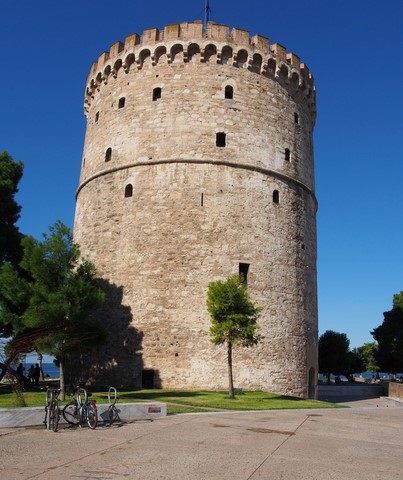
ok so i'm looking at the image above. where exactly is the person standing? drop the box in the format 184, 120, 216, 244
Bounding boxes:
28, 364, 34, 383
16, 363, 24, 385
33, 364, 41, 386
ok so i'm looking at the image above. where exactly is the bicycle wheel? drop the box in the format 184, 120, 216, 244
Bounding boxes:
44, 389, 52, 429
45, 389, 52, 405
107, 404, 119, 426
79, 405, 85, 428
44, 405, 49, 429
49, 402, 59, 432
63, 401, 80, 426
86, 403, 98, 429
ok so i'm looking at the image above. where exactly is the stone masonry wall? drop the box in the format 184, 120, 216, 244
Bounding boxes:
74, 21, 318, 398
389, 382, 403, 400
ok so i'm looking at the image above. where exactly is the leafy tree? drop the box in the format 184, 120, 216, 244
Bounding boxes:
395, 292, 403, 310
319, 330, 354, 383
0, 221, 106, 397
371, 292, 403, 374
356, 342, 379, 374
0, 151, 24, 338
0, 151, 24, 266
348, 348, 365, 380
207, 275, 262, 398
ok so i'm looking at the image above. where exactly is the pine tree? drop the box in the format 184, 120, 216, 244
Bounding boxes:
207, 275, 262, 398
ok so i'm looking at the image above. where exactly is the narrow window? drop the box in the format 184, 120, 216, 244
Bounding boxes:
239, 263, 250, 285
201, 193, 204, 206
273, 189, 279, 204
125, 184, 133, 198
118, 97, 126, 109
225, 85, 233, 99
294, 112, 299, 124
82, 158, 86, 168
285, 148, 291, 161
105, 147, 112, 162
153, 87, 162, 101
216, 132, 226, 147
95, 111, 99, 123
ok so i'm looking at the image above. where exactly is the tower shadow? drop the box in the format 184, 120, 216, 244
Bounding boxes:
65, 280, 145, 389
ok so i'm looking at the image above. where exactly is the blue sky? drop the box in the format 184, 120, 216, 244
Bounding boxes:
2, 0, 402, 350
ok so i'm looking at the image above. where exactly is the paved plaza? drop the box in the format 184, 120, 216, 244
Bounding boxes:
1, 398, 402, 480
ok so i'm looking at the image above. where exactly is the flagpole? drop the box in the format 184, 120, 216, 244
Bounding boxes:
204, 0, 211, 30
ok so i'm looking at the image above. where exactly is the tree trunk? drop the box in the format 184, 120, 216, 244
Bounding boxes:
59, 357, 65, 401
227, 342, 234, 399
37, 352, 44, 381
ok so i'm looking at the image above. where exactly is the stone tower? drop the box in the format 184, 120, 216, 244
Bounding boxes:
74, 21, 318, 398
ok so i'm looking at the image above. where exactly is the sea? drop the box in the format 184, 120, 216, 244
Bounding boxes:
23, 362, 60, 379
319, 372, 403, 381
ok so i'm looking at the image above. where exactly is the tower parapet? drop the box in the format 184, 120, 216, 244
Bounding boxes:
85, 21, 316, 118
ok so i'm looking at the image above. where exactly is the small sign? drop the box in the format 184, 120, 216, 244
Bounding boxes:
148, 406, 161, 413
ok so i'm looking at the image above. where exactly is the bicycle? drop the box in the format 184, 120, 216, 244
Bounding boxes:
106, 386, 120, 426
44, 387, 60, 432
62, 386, 98, 429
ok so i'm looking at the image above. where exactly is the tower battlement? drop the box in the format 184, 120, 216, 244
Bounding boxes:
85, 21, 316, 117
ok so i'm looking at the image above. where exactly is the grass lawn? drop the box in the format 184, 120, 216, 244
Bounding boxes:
0, 383, 340, 413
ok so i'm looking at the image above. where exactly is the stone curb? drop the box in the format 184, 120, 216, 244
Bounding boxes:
0, 402, 166, 428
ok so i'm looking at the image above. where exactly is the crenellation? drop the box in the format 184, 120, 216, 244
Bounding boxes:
231, 27, 250, 45
97, 51, 110, 67
287, 52, 300, 68
207, 22, 230, 41
164, 23, 181, 40
251, 34, 269, 52
84, 23, 316, 118
110, 41, 124, 57
125, 33, 141, 50
88, 61, 98, 80
87, 22, 314, 85
299, 63, 310, 81
180, 21, 203, 39
143, 27, 159, 43
271, 43, 287, 61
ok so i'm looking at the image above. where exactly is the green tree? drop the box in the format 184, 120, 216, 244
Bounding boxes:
0, 151, 24, 266
348, 348, 365, 380
207, 275, 262, 398
0, 221, 106, 397
0, 151, 24, 339
356, 342, 379, 374
318, 330, 352, 383
371, 292, 403, 374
